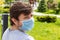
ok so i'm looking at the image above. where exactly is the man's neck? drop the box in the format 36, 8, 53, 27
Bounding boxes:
10, 25, 25, 32
10, 25, 19, 31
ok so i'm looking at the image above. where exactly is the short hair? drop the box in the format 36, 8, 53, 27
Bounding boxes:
10, 2, 32, 25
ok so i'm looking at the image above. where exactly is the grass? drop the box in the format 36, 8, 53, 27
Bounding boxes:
28, 22, 60, 40
0, 16, 60, 40
27, 16, 60, 40
0, 16, 2, 40
0, 25, 2, 40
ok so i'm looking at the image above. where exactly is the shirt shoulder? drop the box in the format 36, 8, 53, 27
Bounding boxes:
2, 28, 10, 40
2, 28, 34, 40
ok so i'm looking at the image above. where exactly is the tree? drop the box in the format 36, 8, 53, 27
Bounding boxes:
37, 0, 46, 12
47, 0, 53, 9
58, 2, 60, 9
0, 0, 4, 5
48, 0, 53, 3
5, 0, 14, 4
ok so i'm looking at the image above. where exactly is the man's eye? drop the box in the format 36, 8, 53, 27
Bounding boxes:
24, 17, 28, 19
25, 17, 28, 18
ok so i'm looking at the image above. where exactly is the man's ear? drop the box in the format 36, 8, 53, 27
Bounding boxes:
11, 18, 18, 26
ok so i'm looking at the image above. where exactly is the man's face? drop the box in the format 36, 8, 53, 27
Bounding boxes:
13, 13, 33, 27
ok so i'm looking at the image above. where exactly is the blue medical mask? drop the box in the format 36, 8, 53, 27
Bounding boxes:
20, 17, 34, 31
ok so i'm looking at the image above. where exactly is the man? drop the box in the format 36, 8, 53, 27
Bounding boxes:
2, 2, 34, 40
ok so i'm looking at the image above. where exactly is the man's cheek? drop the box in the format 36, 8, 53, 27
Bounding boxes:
18, 21, 23, 27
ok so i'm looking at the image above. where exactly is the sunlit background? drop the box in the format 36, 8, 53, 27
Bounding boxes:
0, 0, 60, 40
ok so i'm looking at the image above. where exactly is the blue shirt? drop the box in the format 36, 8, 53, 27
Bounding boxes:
2, 28, 34, 40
